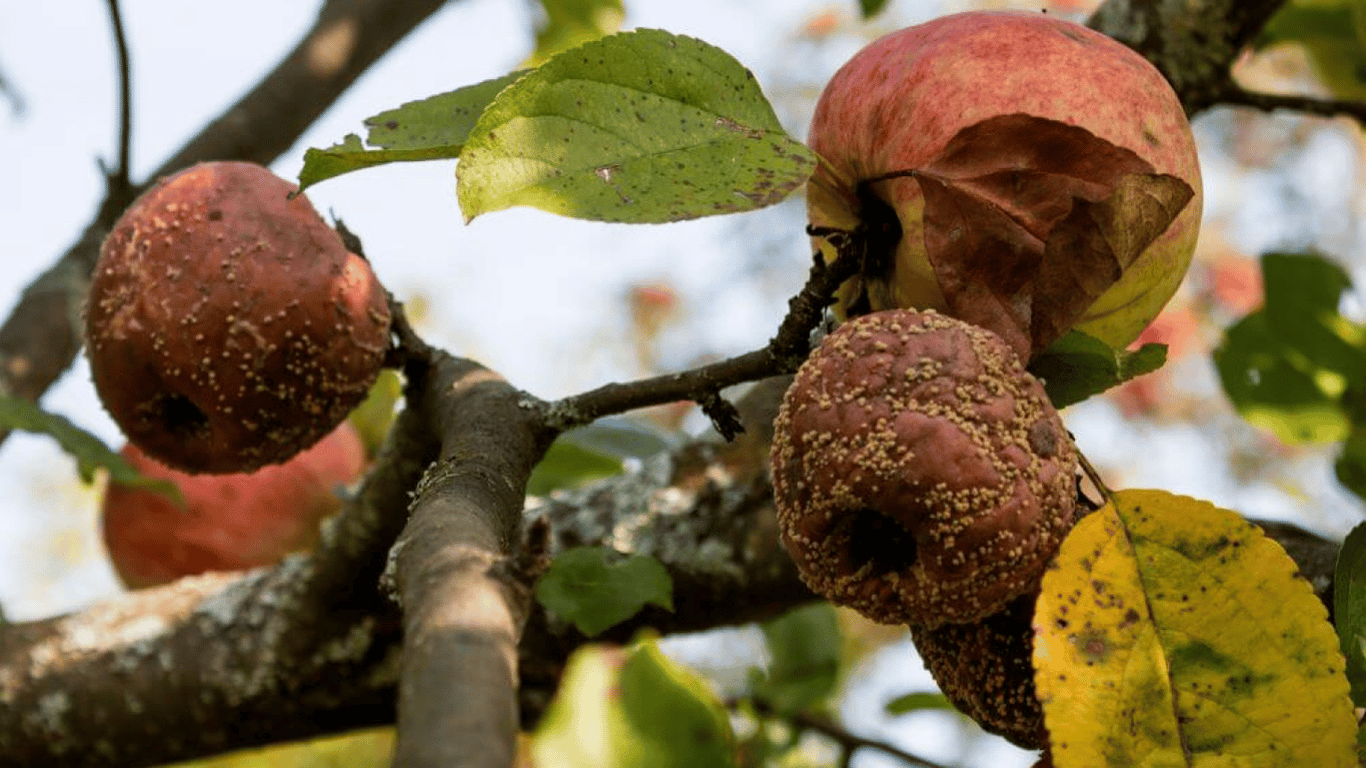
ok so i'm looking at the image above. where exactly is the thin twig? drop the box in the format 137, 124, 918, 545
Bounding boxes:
542, 247, 857, 434
1214, 82, 1366, 127
104, 0, 133, 200
789, 710, 955, 768
737, 697, 956, 768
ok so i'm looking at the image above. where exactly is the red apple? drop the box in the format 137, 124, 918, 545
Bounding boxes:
101, 421, 366, 589
807, 11, 1202, 358
86, 161, 391, 474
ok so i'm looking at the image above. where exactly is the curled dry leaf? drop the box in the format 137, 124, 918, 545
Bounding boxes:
909, 114, 1194, 360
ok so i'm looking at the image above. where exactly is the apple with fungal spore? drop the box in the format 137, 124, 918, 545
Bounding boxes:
86, 161, 392, 475
101, 421, 366, 590
806, 10, 1202, 361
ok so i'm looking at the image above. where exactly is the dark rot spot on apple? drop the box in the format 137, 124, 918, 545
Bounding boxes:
840, 507, 919, 578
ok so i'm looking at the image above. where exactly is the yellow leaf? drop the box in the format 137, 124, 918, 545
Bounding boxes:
162, 726, 395, 767
1033, 489, 1355, 767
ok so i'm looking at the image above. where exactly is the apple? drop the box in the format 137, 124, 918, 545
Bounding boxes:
806, 11, 1202, 358
101, 421, 366, 589
86, 161, 392, 474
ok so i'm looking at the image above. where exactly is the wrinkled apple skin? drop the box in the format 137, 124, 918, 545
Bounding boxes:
101, 422, 366, 589
807, 11, 1202, 350
87, 161, 391, 474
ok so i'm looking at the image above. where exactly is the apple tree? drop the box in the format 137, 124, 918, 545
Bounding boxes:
1, 0, 1365, 766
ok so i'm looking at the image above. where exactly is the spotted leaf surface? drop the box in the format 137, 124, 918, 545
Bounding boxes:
457, 28, 816, 223
298, 71, 525, 191
1034, 489, 1355, 767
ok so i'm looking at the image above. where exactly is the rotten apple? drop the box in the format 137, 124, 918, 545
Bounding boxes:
806, 11, 1202, 361
86, 161, 391, 473
101, 422, 366, 589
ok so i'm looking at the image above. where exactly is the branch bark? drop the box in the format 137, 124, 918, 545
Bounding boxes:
0, 381, 440, 766
1088, 0, 1289, 115
389, 355, 555, 768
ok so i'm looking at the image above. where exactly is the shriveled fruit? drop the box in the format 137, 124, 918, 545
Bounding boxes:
807, 11, 1201, 359
771, 309, 1076, 627
908, 591, 1046, 748
102, 422, 366, 589
87, 161, 391, 473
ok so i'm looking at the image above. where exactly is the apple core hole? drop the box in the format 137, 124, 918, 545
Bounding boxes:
840, 506, 918, 577
853, 182, 903, 277
150, 393, 210, 440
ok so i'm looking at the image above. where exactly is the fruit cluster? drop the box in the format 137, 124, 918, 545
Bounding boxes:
776, 10, 1203, 748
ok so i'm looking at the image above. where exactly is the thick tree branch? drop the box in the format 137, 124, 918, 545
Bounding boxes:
1089, 0, 1289, 115
0, 0, 449, 441
389, 353, 556, 768
0, 376, 442, 766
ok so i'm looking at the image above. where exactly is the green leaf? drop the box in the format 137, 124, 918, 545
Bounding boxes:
457, 28, 817, 223
1257, 0, 1366, 100
1028, 329, 1168, 409
1214, 253, 1366, 444
530, 0, 624, 64
559, 416, 680, 460
858, 0, 890, 19
531, 639, 736, 768
1335, 521, 1366, 706
297, 71, 525, 191
0, 395, 181, 504
527, 436, 623, 497
347, 369, 402, 458
534, 546, 673, 636
753, 603, 842, 714
1335, 428, 1366, 500
884, 691, 953, 716
527, 418, 681, 496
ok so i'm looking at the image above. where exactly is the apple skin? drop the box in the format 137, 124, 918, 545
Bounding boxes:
806, 11, 1202, 351
101, 422, 365, 589
86, 161, 391, 474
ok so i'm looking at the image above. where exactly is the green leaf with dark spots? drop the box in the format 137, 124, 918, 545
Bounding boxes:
298, 71, 526, 191
457, 28, 816, 223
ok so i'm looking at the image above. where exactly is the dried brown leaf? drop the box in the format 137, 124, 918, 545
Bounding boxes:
897, 114, 1193, 359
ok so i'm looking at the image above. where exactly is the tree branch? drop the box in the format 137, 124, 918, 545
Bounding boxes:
388, 353, 556, 768
0, 373, 441, 766
1089, 0, 1289, 115
542, 250, 854, 436
1211, 82, 1366, 126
